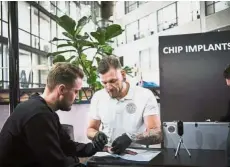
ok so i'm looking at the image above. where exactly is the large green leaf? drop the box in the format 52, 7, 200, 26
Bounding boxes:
94, 81, 103, 90
75, 16, 91, 35
47, 50, 76, 57
57, 15, 76, 36
75, 32, 89, 40
51, 37, 71, 42
57, 43, 73, 48
62, 32, 74, 40
87, 74, 97, 85
100, 45, 113, 55
77, 16, 88, 29
78, 40, 95, 47
90, 28, 106, 45
105, 24, 124, 41
53, 55, 66, 64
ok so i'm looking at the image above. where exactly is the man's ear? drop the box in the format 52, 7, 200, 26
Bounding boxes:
57, 84, 66, 95
121, 70, 126, 81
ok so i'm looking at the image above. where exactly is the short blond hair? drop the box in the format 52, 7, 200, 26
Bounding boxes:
47, 62, 84, 91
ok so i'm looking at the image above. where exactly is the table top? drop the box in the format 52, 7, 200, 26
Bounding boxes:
87, 148, 227, 167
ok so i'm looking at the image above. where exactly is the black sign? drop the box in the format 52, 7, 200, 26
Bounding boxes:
159, 31, 230, 121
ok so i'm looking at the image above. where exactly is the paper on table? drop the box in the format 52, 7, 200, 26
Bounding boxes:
94, 149, 161, 162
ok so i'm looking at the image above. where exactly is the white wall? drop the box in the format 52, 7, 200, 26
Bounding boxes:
113, 1, 230, 84
205, 7, 230, 31
57, 104, 91, 143
114, 1, 173, 26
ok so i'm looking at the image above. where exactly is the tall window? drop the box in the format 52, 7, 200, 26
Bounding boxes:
116, 31, 126, 46
125, 1, 138, 14
0, 1, 83, 90
139, 16, 149, 39
177, 1, 200, 26
206, 1, 230, 15
157, 2, 177, 32
126, 21, 139, 43
139, 48, 151, 71
125, 1, 148, 14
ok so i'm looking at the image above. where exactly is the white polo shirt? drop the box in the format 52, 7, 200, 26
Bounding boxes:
89, 84, 159, 145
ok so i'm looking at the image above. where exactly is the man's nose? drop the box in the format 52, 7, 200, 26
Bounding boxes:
106, 83, 113, 90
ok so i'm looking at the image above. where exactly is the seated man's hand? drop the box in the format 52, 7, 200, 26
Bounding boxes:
111, 133, 132, 154
92, 131, 108, 151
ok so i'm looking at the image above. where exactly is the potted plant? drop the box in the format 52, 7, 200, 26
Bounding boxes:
48, 15, 132, 102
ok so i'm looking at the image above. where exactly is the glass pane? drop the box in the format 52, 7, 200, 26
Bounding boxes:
32, 35, 40, 49
18, 2, 30, 32
0, 68, 3, 89
31, 7, 39, 36
40, 39, 51, 52
157, 3, 177, 31
206, 5, 214, 15
57, 9, 64, 17
206, 1, 214, 6
50, 4, 56, 15
52, 44, 57, 52
31, 53, 40, 88
3, 22, 8, 38
57, 25, 65, 39
163, 3, 176, 23
39, 1, 50, 11
215, 1, 229, 13
157, 9, 163, 25
177, 1, 191, 26
148, 13, 157, 35
139, 16, 149, 38
0, 3, 2, 22
70, 2, 77, 20
126, 21, 138, 42
0, 44, 2, 89
65, 1, 70, 15
39, 55, 49, 87
19, 30, 30, 46
2, 45, 9, 89
128, 3, 137, 13
2, 1, 8, 22
51, 20, 57, 41
50, 1, 56, 6
40, 12, 50, 41
19, 50, 31, 88
57, 1, 66, 13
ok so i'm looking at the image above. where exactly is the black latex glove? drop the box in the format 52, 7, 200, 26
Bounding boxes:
111, 133, 132, 154
92, 131, 108, 151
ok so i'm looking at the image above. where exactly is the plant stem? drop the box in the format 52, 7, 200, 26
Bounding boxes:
77, 51, 91, 83
91, 49, 99, 65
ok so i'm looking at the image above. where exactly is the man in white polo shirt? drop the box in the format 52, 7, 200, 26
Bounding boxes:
87, 55, 162, 154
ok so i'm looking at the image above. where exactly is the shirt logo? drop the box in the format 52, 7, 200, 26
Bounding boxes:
126, 102, 136, 114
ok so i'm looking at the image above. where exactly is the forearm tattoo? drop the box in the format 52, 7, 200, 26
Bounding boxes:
132, 128, 163, 145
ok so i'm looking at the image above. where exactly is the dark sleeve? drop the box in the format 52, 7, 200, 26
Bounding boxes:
59, 125, 97, 157
24, 113, 80, 167
220, 101, 230, 122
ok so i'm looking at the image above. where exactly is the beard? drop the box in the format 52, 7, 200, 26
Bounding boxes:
108, 85, 123, 98
57, 99, 72, 111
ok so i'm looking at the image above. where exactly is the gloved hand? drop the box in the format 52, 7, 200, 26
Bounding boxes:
111, 133, 132, 154
92, 131, 108, 151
